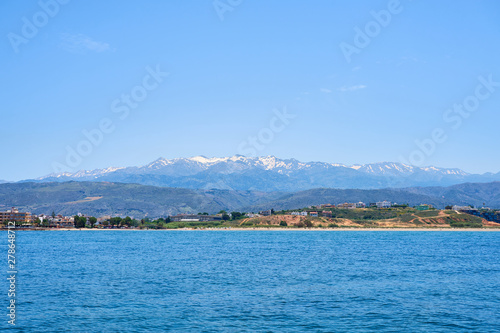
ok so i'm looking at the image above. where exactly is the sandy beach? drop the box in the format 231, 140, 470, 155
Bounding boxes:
13, 227, 500, 232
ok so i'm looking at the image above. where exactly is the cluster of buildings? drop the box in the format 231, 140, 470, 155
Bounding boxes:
170, 214, 223, 222
337, 202, 368, 209
0, 208, 96, 228
288, 210, 338, 218
37, 214, 75, 228
256, 202, 396, 218
310, 201, 393, 210
283, 201, 435, 218
0, 208, 230, 227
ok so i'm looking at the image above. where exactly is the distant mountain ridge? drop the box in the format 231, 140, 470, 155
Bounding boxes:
1, 181, 500, 218
0, 181, 284, 218
30, 155, 500, 192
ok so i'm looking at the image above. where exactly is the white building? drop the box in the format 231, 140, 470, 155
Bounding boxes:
452, 205, 474, 211
355, 202, 366, 208
376, 201, 392, 208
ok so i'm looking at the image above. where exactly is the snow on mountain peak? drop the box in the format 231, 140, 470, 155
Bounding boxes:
189, 156, 214, 164
146, 158, 172, 169
36, 156, 474, 183
38, 166, 126, 180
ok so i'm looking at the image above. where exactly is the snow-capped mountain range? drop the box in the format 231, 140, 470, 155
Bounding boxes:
30, 155, 498, 192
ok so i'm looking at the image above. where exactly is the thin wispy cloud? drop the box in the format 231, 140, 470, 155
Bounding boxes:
396, 56, 421, 67
339, 84, 367, 92
320, 88, 332, 94
60, 33, 112, 53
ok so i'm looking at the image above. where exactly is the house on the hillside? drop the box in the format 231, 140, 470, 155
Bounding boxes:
416, 204, 433, 211
452, 205, 474, 211
322, 211, 332, 218
376, 201, 392, 208
259, 210, 272, 216
320, 204, 335, 209
355, 202, 366, 208
337, 203, 357, 209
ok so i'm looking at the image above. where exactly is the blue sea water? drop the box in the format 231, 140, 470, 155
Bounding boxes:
2, 230, 500, 332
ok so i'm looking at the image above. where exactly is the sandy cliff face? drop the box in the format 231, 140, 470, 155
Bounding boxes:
239, 210, 497, 228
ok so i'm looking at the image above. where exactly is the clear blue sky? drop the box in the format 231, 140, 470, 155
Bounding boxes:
1, 0, 500, 180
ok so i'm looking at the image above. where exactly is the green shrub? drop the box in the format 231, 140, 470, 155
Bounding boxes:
399, 214, 414, 223
304, 219, 313, 228
415, 211, 439, 218
450, 221, 482, 228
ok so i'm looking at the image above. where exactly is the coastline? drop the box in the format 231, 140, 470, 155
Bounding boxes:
6, 227, 500, 232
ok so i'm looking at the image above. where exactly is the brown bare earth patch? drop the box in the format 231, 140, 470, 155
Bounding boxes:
66, 196, 103, 205
483, 220, 500, 227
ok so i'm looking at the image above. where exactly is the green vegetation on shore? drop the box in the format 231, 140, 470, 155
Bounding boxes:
2, 206, 495, 230
98, 207, 490, 229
